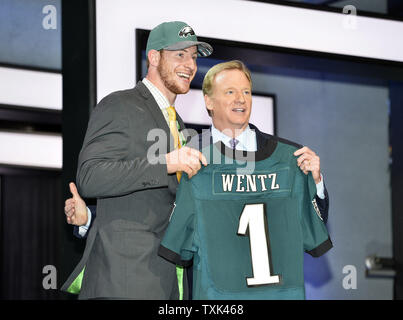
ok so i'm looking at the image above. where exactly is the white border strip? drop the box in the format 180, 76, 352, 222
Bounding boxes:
96, 0, 403, 101
0, 131, 62, 169
0, 67, 62, 110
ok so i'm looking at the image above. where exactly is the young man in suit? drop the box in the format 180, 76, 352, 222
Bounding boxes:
61, 21, 212, 299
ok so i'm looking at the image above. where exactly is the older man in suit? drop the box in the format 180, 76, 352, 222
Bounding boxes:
158, 60, 331, 299
184, 60, 328, 219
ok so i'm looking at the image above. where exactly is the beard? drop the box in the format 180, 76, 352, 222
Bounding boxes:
157, 56, 191, 95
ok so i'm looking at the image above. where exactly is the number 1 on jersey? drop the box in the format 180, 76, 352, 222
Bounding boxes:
238, 203, 281, 286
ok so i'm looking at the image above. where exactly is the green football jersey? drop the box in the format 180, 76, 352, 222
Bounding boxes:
159, 139, 332, 300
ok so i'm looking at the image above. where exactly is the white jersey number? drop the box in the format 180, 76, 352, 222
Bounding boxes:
237, 203, 281, 286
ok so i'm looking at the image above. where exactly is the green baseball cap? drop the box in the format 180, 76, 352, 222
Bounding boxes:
146, 21, 213, 57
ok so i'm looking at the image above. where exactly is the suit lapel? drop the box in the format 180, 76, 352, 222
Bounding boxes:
135, 81, 182, 186
135, 81, 176, 152
176, 113, 188, 148
176, 113, 186, 133
205, 125, 265, 149
256, 130, 266, 150
249, 123, 268, 150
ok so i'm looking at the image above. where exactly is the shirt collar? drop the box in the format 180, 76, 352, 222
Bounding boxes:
211, 124, 257, 152
142, 78, 172, 110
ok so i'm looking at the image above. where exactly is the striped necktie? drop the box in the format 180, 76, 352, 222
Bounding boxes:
166, 106, 182, 182
229, 138, 239, 150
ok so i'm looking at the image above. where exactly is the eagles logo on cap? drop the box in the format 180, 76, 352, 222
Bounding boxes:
146, 21, 213, 57
179, 26, 195, 38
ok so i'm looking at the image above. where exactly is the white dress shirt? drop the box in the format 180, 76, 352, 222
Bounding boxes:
211, 124, 257, 152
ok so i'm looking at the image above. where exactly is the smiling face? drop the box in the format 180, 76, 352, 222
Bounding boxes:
205, 68, 252, 136
157, 46, 198, 96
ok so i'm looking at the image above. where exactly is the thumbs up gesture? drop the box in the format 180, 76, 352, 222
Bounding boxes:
64, 182, 88, 226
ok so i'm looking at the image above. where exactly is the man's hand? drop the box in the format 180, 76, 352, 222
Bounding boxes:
165, 146, 208, 179
294, 146, 321, 184
65, 182, 89, 226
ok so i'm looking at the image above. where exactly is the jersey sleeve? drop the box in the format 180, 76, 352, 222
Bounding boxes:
302, 173, 333, 257
158, 175, 196, 267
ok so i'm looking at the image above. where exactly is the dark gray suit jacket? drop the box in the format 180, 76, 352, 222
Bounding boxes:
61, 81, 189, 299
